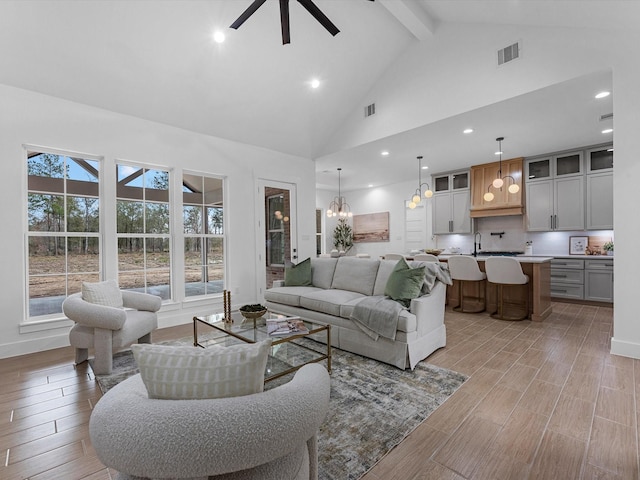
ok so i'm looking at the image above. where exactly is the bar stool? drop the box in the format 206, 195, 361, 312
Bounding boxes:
484, 257, 530, 321
413, 254, 439, 262
447, 256, 486, 313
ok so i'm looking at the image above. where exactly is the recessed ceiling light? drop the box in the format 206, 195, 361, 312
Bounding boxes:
213, 31, 226, 43
595, 91, 610, 99
463, 128, 473, 134
421, 166, 429, 170
310, 79, 320, 89
607, 148, 614, 152
381, 151, 389, 156
602, 128, 613, 134
368, 184, 373, 188
495, 150, 503, 155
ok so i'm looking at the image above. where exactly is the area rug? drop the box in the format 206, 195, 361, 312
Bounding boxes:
94, 339, 467, 480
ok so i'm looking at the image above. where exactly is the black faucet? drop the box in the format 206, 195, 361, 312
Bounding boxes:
473, 232, 481, 257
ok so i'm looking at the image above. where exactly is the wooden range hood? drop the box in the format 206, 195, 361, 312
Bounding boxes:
470, 157, 525, 218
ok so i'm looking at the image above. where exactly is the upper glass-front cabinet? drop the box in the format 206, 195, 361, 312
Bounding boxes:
526, 151, 583, 182
587, 145, 614, 173
434, 171, 469, 193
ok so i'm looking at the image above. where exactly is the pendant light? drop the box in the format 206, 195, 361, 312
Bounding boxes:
483, 137, 520, 202
326, 168, 352, 218
408, 156, 433, 209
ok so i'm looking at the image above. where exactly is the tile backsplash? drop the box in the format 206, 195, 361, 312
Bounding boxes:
435, 215, 613, 256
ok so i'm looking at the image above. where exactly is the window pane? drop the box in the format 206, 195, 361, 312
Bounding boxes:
28, 194, 65, 231
147, 268, 170, 300
268, 232, 284, 266
118, 237, 144, 271
67, 196, 99, 232
207, 237, 223, 265
67, 237, 100, 273
185, 266, 206, 297
28, 153, 65, 180
119, 271, 146, 291
28, 236, 65, 275
145, 202, 169, 234
67, 158, 99, 183
146, 238, 170, 269
29, 274, 66, 317
184, 237, 202, 266
206, 207, 223, 234
117, 200, 144, 233
183, 206, 202, 234
144, 169, 169, 191
68, 273, 99, 295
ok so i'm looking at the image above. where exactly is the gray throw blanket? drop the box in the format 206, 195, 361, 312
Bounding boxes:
350, 295, 405, 341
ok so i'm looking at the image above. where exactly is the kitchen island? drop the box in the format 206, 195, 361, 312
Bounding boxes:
438, 255, 553, 322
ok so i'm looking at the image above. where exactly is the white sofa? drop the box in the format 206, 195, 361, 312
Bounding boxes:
264, 257, 448, 370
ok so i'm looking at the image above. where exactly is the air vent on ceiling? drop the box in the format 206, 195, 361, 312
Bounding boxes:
364, 103, 376, 118
600, 113, 614, 121
498, 42, 520, 65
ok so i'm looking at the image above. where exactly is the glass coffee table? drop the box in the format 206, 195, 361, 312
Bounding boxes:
193, 311, 331, 383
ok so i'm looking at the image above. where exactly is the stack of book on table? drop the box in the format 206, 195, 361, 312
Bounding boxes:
266, 315, 309, 336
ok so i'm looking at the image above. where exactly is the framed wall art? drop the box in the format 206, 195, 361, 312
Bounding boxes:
569, 236, 588, 255
353, 212, 389, 243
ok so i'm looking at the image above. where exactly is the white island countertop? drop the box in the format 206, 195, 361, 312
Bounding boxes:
437, 254, 553, 263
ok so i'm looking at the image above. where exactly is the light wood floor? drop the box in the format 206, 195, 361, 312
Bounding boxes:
1, 302, 636, 479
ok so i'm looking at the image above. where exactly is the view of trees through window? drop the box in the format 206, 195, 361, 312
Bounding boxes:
116, 164, 171, 299
183, 173, 224, 297
27, 151, 101, 317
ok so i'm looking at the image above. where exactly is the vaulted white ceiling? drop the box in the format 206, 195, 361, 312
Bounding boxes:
0, 1, 634, 190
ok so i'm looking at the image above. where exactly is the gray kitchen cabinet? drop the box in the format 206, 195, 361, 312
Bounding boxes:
433, 170, 471, 235
586, 172, 613, 230
584, 259, 614, 302
526, 176, 584, 231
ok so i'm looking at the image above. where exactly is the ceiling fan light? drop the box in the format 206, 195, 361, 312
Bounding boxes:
508, 183, 520, 194
484, 191, 494, 202
492, 177, 504, 188
424, 189, 433, 198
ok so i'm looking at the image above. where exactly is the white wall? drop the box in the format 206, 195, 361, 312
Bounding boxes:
0, 84, 316, 359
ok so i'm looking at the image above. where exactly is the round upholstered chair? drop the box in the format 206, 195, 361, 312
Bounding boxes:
90, 363, 330, 480
413, 254, 439, 262
484, 257, 530, 321
447, 256, 486, 313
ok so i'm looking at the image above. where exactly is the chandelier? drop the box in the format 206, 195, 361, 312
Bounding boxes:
327, 168, 352, 218
408, 156, 433, 209
483, 137, 520, 202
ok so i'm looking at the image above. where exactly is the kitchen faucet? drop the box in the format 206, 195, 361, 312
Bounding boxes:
473, 232, 482, 257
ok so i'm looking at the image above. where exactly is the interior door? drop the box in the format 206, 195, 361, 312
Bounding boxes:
256, 179, 297, 299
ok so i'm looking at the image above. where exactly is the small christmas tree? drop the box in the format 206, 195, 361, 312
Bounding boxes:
333, 217, 353, 253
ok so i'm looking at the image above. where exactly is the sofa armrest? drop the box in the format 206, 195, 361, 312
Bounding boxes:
121, 290, 162, 312
410, 281, 446, 336
62, 293, 127, 330
272, 279, 285, 288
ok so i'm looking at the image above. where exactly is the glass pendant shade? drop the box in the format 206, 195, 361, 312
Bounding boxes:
407, 156, 432, 208
408, 201, 417, 209
508, 183, 520, 194
424, 189, 433, 198
492, 177, 504, 188
484, 191, 494, 202
412, 194, 421, 204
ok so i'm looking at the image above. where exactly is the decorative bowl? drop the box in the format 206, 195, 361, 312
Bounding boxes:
425, 249, 443, 255
240, 309, 267, 320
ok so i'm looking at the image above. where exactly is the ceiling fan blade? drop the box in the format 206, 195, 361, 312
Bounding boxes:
297, 0, 340, 36
229, 0, 268, 30
280, 0, 291, 45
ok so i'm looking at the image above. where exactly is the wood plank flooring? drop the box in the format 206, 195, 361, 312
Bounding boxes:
1, 303, 637, 479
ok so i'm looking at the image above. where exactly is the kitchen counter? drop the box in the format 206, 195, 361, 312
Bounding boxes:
438, 255, 552, 322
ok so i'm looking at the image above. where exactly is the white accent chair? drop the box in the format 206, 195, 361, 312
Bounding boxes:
484, 257, 530, 320
89, 363, 331, 480
63, 290, 160, 375
447, 256, 486, 313
413, 253, 439, 262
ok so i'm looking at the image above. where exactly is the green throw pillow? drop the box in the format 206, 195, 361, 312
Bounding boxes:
384, 258, 425, 307
284, 257, 312, 286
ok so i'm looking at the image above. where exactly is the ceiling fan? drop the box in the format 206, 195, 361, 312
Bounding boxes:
230, 0, 374, 45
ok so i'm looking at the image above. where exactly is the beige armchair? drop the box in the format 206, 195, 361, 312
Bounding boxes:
63, 284, 160, 375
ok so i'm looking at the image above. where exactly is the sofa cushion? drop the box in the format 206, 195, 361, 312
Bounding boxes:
131, 340, 271, 400
82, 279, 123, 308
373, 260, 398, 296
311, 257, 338, 289
264, 286, 323, 307
284, 257, 312, 286
385, 258, 425, 307
331, 257, 380, 295
300, 289, 365, 317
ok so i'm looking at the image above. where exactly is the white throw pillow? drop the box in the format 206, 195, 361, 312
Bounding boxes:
81, 279, 123, 308
131, 340, 272, 400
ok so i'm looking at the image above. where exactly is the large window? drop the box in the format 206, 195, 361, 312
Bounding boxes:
26, 150, 101, 318
183, 173, 224, 297
116, 164, 171, 300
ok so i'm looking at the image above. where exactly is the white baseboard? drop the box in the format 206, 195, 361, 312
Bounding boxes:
610, 337, 640, 359
0, 332, 71, 360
